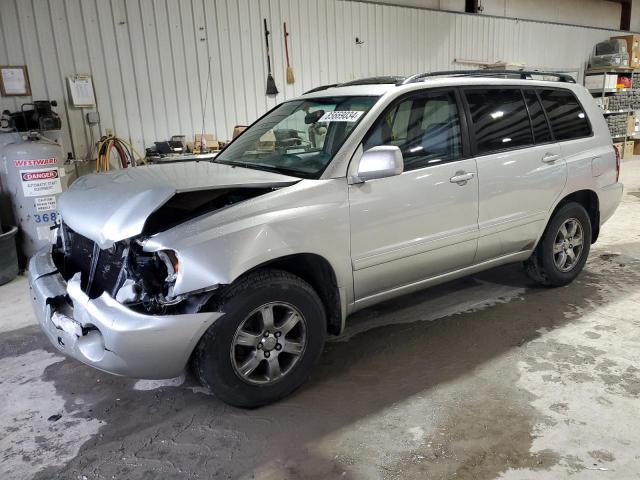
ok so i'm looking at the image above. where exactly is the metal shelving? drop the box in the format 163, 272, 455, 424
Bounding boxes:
585, 67, 637, 148
588, 87, 632, 93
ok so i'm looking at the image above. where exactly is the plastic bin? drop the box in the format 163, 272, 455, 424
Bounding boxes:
0, 225, 19, 285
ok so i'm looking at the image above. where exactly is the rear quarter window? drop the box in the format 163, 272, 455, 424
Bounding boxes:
539, 89, 592, 141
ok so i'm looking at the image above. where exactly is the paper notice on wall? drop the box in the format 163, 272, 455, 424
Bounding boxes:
67, 75, 96, 107
1, 68, 28, 95
318, 111, 364, 122
34, 196, 57, 212
20, 168, 62, 198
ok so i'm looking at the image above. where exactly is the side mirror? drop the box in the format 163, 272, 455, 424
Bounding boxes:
355, 146, 404, 182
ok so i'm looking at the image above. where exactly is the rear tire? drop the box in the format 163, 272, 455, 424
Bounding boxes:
193, 269, 326, 408
524, 202, 592, 287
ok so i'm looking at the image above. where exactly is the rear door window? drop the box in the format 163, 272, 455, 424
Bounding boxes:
464, 88, 533, 155
523, 89, 552, 144
538, 89, 592, 141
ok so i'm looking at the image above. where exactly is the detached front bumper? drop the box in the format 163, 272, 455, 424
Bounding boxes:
28, 247, 222, 379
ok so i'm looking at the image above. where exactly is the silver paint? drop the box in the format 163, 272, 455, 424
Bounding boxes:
33, 77, 623, 380
59, 161, 299, 249
28, 251, 222, 379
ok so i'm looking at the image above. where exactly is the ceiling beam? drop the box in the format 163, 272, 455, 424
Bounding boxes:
621, 1, 632, 30
465, 0, 479, 14
607, 0, 632, 31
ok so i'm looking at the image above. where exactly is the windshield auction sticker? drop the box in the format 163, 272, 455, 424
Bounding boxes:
20, 168, 62, 197
318, 111, 364, 122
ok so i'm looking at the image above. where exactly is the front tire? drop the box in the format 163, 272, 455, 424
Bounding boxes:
524, 202, 592, 287
193, 269, 326, 408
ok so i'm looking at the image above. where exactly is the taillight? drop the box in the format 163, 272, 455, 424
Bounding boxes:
614, 144, 621, 182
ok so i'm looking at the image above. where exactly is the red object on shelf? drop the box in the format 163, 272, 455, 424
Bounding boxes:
617, 76, 632, 88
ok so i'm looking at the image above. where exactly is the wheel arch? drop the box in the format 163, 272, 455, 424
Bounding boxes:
243, 253, 343, 336
551, 189, 600, 243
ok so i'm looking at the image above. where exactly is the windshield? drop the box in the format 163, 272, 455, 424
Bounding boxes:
215, 96, 379, 178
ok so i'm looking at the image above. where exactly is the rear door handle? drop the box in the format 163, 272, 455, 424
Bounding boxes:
450, 171, 475, 185
542, 153, 561, 163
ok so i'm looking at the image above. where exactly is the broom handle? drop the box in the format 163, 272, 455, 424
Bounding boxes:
284, 22, 291, 68
264, 18, 273, 75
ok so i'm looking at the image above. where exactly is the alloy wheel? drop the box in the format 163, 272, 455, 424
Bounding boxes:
230, 302, 307, 385
553, 217, 584, 273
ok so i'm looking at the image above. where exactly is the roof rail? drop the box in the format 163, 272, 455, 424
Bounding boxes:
399, 69, 576, 85
341, 75, 407, 86
304, 76, 406, 95
303, 83, 339, 94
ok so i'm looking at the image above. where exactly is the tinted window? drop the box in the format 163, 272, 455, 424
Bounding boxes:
364, 91, 463, 171
523, 90, 552, 144
539, 89, 591, 141
465, 88, 533, 155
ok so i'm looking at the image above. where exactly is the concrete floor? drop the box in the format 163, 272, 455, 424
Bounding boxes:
1, 160, 640, 480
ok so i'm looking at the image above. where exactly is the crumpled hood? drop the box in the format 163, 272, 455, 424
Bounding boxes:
59, 162, 299, 248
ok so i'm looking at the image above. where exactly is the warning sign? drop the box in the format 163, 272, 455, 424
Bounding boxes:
20, 168, 62, 198
34, 195, 57, 212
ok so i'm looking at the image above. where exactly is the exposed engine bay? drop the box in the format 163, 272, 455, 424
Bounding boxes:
52, 186, 277, 314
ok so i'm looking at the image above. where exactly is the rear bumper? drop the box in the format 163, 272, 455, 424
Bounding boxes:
599, 182, 624, 225
28, 247, 222, 379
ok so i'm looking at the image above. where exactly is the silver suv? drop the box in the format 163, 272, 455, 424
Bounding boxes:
29, 71, 623, 407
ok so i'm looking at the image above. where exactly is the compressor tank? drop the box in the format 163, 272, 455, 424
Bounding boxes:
1, 133, 66, 258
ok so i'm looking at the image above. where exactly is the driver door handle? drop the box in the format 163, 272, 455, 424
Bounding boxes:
542, 153, 561, 163
449, 171, 475, 185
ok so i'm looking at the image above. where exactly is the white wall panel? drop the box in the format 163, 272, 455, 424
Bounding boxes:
0, 0, 622, 159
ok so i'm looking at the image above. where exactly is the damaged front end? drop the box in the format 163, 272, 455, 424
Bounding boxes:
52, 222, 212, 315
30, 162, 302, 379
51, 185, 279, 312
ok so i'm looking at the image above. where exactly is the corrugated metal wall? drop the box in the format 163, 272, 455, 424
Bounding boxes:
0, 0, 618, 159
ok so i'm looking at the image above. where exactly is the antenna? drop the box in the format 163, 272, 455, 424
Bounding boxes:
200, 56, 212, 153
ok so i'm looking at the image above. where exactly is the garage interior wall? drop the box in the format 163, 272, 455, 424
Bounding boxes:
0, 0, 624, 159
372, 0, 640, 31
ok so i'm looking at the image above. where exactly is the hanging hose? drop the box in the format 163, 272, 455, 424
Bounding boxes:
95, 135, 144, 172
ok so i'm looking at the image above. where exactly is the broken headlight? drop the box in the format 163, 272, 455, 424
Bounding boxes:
114, 246, 182, 312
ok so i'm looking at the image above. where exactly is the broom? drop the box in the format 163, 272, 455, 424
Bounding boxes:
284, 22, 294, 84
263, 18, 278, 95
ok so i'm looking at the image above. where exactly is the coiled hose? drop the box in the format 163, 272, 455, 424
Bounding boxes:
95, 135, 144, 172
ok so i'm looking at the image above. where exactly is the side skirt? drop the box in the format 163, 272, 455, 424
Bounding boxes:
350, 250, 532, 313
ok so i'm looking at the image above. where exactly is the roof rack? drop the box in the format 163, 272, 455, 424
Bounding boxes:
399, 69, 576, 85
304, 76, 406, 95
341, 75, 407, 86
303, 83, 339, 94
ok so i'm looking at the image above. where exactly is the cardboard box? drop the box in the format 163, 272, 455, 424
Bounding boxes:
594, 96, 610, 110
624, 140, 635, 159
633, 140, 640, 155
194, 133, 220, 151
585, 73, 617, 90
628, 114, 636, 134
257, 130, 276, 151
611, 34, 640, 68
233, 125, 248, 139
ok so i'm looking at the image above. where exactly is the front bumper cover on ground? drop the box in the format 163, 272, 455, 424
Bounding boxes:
28, 247, 222, 379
